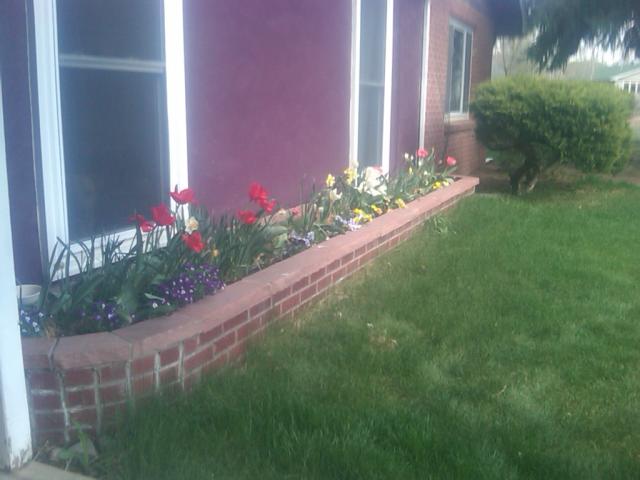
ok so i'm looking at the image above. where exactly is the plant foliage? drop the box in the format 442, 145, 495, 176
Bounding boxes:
470, 76, 634, 193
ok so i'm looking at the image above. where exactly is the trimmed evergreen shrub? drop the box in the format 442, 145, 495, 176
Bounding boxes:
471, 76, 634, 193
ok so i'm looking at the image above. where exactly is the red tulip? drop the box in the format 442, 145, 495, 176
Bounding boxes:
170, 187, 195, 205
129, 213, 154, 233
181, 231, 204, 253
150, 203, 175, 226
446, 156, 457, 167
416, 148, 428, 158
238, 209, 257, 225
259, 198, 276, 214
248, 182, 268, 204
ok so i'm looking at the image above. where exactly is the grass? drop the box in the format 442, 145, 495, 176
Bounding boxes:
98, 178, 640, 480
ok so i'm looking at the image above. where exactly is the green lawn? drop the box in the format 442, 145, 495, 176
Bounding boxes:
98, 178, 640, 480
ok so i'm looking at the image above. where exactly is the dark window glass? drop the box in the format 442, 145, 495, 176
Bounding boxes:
358, 0, 387, 167
447, 28, 464, 113
446, 24, 472, 114
462, 32, 472, 111
59, 69, 168, 241
56, 0, 168, 242
57, 0, 163, 60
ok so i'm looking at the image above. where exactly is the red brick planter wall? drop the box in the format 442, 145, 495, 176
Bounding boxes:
21, 176, 478, 446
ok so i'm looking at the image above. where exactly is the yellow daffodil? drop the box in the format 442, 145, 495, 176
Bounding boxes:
326, 173, 335, 188
395, 198, 406, 209
371, 204, 382, 215
211, 246, 220, 258
434, 181, 442, 189
344, 167, 357, 184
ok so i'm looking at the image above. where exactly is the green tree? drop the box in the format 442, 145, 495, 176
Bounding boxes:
526, 0, 639, 69
471, 77, 633, 194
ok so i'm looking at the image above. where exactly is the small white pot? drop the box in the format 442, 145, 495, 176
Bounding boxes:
16, 284, 41, 306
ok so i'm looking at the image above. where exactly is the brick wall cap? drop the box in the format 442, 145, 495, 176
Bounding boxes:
112, 312, 203, 357
22, 337, 56, 369
52, 333, 131, 369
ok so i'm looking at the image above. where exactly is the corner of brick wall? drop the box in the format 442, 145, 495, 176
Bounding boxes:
22, 176, 479, 446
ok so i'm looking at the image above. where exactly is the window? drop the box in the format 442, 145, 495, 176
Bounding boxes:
350, 0, 394, 171
624, 83, 630, 92
446, 20, 472, 116
34, 0, 188, 264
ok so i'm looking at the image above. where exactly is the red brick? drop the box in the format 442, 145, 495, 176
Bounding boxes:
199, 325, 223, 345
340, 252, 354, 266
63, 369, 95, 388
292, 276, 309, 293
273, 287, 291, 304
214, 331, 236, 353
183, 336, 199, 356
310, 267, 326, 283
100, 383, 127, 404
99, 364, 127, 383
249, 298, 272, 318
355, 246, 366, 257
29, 371, 58, 391
159, 345, 180, 366
69, 408, 97, 425
159, 365, 179, 385
366, 239, 379, 251
280, 293, 300, 314
223, 311, 248, 332
237, 317, 261, 341
34, 412, 65, 430
31, 393, 62, 411
332, 266, 348, 282
260, 307, 278, 326
132, 373, 154, 396
65, 389, 96, 408
326, 259, 341, 272
317, 275, 332, 292
228, 342, 246, 362
132, 355, 155, 376
184, 346, 214, 373
300, 284, 317, 303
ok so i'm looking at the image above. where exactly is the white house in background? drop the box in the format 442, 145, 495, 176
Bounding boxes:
612, 67, 640, 95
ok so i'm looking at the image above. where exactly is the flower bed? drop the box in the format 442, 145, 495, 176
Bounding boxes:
19, 149, 457, 337
21, 175, 478, 446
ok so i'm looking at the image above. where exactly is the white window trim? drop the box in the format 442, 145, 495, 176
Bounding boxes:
418, 0, 431, 149
349, 0, 394, 173
33, 0, 189, 274
446, 18, 473, 117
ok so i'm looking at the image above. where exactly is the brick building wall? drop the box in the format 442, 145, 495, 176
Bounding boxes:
425, 0, 496, 174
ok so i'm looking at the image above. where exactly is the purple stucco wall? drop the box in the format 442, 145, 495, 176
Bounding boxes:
183, 0, 352, 213
2, 0, 496, 281
1, 0, 43, 283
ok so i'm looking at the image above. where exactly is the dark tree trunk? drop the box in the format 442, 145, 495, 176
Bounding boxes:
510, 150, 539, 195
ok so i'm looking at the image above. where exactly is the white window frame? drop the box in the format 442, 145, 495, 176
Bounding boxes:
418, 0, 431, 149
33, 0, 189, 274
349, 0, 395, 173
445, 18, 473, 121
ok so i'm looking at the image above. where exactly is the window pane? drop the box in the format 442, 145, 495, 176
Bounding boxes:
57, 0, 164, 60
59, 68, 168, 241
359, 0, 387, 85
358, 85, 385, 167
462, 32, 472, 112
448, 28, 464, 113
358, 0, 387, 167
